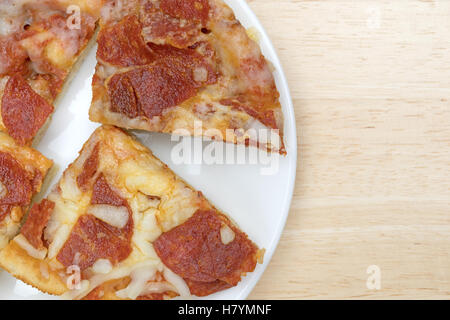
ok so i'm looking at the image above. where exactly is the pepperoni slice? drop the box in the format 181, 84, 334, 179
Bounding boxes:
1, 74, 54, 146
57, 176, 133, 271
160, 0, 210, 24
220, 98, 279, 130
240, 56, 280, 105
56, 213, 133, 271
91, 174, 125, 207
141, 9, 203, 48
153, 210, 258, 296
0, 38, 29, 76
184, 279, 231, 297
108, 63, 198, 119
77, 143, 100, 191
108, 45, 216, 119
148, 43, 217, 85
97, 15, 155, 67
20, 199, 54, 250
107, 74, 139, 119
0, 151, 32, 206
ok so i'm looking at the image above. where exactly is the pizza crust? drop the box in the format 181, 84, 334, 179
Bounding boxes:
0, 241, 67, 295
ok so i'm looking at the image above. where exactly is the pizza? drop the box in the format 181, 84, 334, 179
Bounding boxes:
0, 125, 263, 299
89, 0, 285, 154
0, 131, 53, 250
0, 0, 101, 145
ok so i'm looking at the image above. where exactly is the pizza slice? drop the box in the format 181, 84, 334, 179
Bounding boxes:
0, 0, 102, 145
90, 0, 285, 154
0, 131, 53, 250
0, 125, 263, 299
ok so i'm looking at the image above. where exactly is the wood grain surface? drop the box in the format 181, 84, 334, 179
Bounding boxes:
247, 0, 450, 299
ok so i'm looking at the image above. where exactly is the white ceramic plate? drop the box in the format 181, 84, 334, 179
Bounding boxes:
0, 0, 297, 300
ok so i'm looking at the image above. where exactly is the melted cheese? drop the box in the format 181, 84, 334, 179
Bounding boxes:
115, 265, 157, 299
119, 160, 173, 197
47, 20, 84, 61
0, 0, 29, 36
45, 40, 72, 69
92, 259, 113, 274
0, 209, 21, 250
158, 181, 202, 232
141, 281, 176, 296
64, 260, 162, 300
45, 171, 90, 260
47, 224, 71, 260
134, 208, 162, 245
193, 66, 208, 82
88, 204, 129, 228
19, 32, 53, 67
220, 224, 235, 245
135, 192, 160, 212
59, 172, 82, 202
163, 267, 191, 298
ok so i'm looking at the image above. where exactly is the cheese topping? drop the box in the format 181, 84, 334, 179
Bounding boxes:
59, 172, 82, 202
135, 192, 160, 212
88, 204, 129, 229
92, 259, 113, 274
0, 0, 28, 36
163, 267, 191, 298
115, 264, 157, 299
158, 181, 204, 232
64, 260, 162, 300
120, 160, 173, 197
193, 66, 208, 82
46, 224, 71, 260
220, 224, 235, 245
141, 281, 176, 296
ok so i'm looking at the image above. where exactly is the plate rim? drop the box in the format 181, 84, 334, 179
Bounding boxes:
230, 0, 298, 300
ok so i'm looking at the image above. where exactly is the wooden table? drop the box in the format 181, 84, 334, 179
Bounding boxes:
247, 0, 450, 299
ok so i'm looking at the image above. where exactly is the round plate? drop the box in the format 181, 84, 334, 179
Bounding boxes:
0, 0, 297, 300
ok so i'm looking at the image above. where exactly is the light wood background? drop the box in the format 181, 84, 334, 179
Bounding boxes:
247, 0, 450, 299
